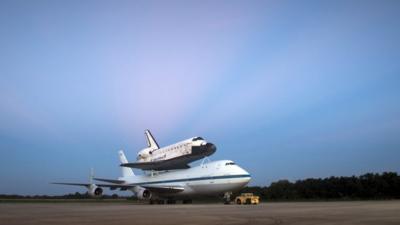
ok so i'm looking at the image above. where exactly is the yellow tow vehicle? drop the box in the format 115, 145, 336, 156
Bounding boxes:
234, 193, 260, 205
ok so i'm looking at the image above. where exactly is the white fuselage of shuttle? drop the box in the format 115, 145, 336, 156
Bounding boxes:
137, 137, 214, 163
123, 131, 217, 170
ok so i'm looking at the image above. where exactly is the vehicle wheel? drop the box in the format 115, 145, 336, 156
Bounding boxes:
245, 198, 251, 204
236, 199, 242, 205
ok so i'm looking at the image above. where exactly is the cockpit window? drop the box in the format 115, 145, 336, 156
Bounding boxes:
192, 137, 204, 141
225, 162, 235, 166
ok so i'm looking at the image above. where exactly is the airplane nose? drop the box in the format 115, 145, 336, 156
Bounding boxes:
192, 142, 217, 156
205, 143, 217, 155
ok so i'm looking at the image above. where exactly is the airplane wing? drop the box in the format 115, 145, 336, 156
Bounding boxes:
95, 183, 185, 193
121, 161, 190, 170
93, 178, 125, 184
51, 182, 90, 187
141, 185, 185, 193
51, 182, 134, 190
52, 182, 184, 193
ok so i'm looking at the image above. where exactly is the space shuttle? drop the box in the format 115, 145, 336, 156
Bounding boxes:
121, 130, 216, 170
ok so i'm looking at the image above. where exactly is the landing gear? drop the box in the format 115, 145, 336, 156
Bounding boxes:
182, 199, 192, 204
224, 192, 232, 204
150, 199, 192, 204
149, 199, 165, 204
166, 199, 176, 204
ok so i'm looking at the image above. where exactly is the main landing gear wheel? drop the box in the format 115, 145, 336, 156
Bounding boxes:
166, 199, 176, 204
224, 192, 232, 204
182, 199, 192, 204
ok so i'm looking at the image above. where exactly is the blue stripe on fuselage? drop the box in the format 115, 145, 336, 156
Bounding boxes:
129, 174, 251, 185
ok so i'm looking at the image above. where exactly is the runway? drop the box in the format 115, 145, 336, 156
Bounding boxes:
0, 201, 399, 225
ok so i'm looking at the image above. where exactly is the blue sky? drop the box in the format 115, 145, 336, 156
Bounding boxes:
1, 0, 399, 195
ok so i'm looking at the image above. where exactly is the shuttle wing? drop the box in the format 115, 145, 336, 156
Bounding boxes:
121, 154, 195, 171
121, 161, 190, 170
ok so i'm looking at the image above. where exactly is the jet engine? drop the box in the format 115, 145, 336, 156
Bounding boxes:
88, 184, 103, 198
136, 188, 152, 200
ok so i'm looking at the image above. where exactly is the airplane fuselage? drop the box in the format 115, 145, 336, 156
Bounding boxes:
141, 138, 212, 161
129, 136, 217, 170
120, 160, 250, 198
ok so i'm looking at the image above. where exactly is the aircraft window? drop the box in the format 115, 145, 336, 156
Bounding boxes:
192, 137, 204, 141
225, 162, 235, 166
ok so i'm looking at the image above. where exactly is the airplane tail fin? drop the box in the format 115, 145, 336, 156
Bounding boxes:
118, 150, 134, 177
89, 168, 94, 184
145, 129, 159, 149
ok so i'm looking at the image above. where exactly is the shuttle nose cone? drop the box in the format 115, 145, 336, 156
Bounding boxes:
191, 142, 217, 157
205, 143, 216, 155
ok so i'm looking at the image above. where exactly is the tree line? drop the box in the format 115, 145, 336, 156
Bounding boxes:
240, 172, 400, 200
0, 192, 122, 199
1, 172, 399, 200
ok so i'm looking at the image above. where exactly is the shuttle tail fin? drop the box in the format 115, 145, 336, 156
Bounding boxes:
118, 150, 134, 177
145, 129, 159, 149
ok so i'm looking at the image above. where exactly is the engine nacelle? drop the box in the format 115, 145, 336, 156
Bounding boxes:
88, 184, 103, 198
136, 188, 152, 200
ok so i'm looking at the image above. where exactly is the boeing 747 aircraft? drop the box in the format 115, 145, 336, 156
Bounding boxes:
53, 151, 251, 204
